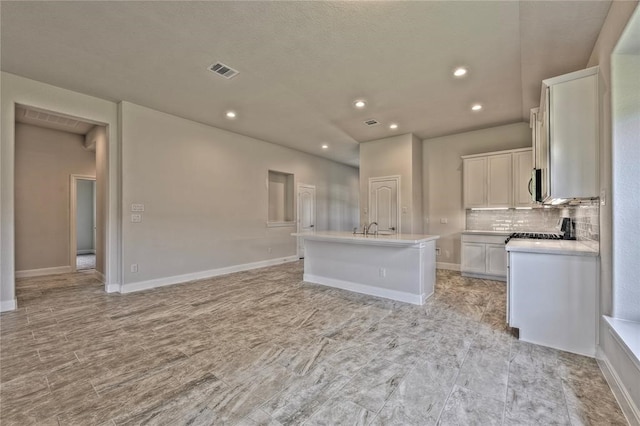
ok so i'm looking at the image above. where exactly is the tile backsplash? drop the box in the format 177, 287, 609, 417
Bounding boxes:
560, 201, 600, 243
466, 200, 599, 242
466, 208, 562, 233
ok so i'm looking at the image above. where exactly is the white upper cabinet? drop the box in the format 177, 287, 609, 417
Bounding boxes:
463, 157, 487, 208
463, 148, 532, 209
487, 153, 513, 208
539, 67, 600, 201
513, 150, 534, 207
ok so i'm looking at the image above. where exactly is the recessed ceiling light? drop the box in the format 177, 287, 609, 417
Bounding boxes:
453, 67, 468, 77
321, 144, 329, 149
353, 100, 366, 109
225, 110, 237, 119
389, 123, 398, 130
471, 104, 483, 111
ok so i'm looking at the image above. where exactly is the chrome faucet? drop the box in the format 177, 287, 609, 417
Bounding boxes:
366, 222, 378, 236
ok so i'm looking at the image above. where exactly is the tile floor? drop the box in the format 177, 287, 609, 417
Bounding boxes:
0, 262, 628, 425
76, 254, 96, 271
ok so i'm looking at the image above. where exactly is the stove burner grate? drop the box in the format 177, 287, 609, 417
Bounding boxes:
505, 232, 563, 244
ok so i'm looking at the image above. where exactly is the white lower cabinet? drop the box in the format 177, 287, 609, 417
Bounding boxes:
507, 250, 597, 356
461, 234, 507, 281
486, 244, 508, 276
461, 242, 486, 274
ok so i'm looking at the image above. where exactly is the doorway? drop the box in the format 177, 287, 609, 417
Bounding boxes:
13, 104, 105, 281
1, 76, 118, 313
369, 176, 400, 234
70, 175, 96, 271
297, 184, 316, 258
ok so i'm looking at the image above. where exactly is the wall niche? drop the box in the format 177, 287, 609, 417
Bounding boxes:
268, 170, 294, 226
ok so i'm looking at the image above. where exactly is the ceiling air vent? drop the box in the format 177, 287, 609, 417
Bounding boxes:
208, 62, 239, 79
364, 119, 380, 127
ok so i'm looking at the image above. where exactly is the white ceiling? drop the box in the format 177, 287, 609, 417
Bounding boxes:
0, 1, 611, 166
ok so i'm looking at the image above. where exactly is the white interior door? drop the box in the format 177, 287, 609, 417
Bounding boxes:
297, 184, 316, 258
369, 177, 399, 234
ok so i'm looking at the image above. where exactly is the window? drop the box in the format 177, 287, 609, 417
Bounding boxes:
268, 170, 294, 226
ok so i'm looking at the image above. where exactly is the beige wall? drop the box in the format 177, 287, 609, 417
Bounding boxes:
612, 52, 640, 321
411, 134, 424, 234
120, 102, 359, 284
422, 123, 531, 266
359, 133, 423, 234
86, 125, 108, 277
15, 123, 96, 271
585, 0, 638, 321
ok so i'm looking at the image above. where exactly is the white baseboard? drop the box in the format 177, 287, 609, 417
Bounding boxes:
303, 273, 425, 306
15, 265, 72, 278
436, 262, 460, 271
120, 256, 299, 294
598, 346, 640, 426
598, 317, 640, 426
461, 271, 507, 282
77, 249, 96, 255
106, 283, 121, 293
0, 298, 17, 312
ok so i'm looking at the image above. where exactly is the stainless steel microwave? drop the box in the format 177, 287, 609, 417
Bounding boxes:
530, 169, 542, 203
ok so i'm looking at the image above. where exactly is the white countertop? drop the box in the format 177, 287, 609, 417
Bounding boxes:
462, 230, 512, 236
506, 239, 599, 256
292, 231, 440, 247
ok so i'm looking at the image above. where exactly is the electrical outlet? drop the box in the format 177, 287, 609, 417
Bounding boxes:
440, 218, 448, 224
131, 203, 145, 212
130, 264, 138, 273
402, 206, 408, 214
131, 213, 142, 223
379, 268, 386, 278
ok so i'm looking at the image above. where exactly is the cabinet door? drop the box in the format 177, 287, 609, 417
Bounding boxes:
463, 157, 487, 208
549, 74, 599, 199
513, 150, 533, 207
487, 154, 512, 208
486, 244, 507, 277
539, 88, 551, 201
461, 242, 486, 274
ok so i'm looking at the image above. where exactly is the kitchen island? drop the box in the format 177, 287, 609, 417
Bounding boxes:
292, 231, 440, 305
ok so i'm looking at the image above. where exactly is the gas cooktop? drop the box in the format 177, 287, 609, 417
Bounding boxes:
505, 232, 563, 244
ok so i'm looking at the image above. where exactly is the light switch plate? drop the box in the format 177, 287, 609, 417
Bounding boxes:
131, 203, 145, 212
131, 213, 142, 223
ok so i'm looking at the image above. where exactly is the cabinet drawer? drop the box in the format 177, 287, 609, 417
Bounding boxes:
462, 234, 508, 245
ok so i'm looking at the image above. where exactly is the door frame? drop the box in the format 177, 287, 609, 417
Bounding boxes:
368, 175, 401, 234
296, 183, 316, 258
2, 79, 119, 312
70, 175, 96, 272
